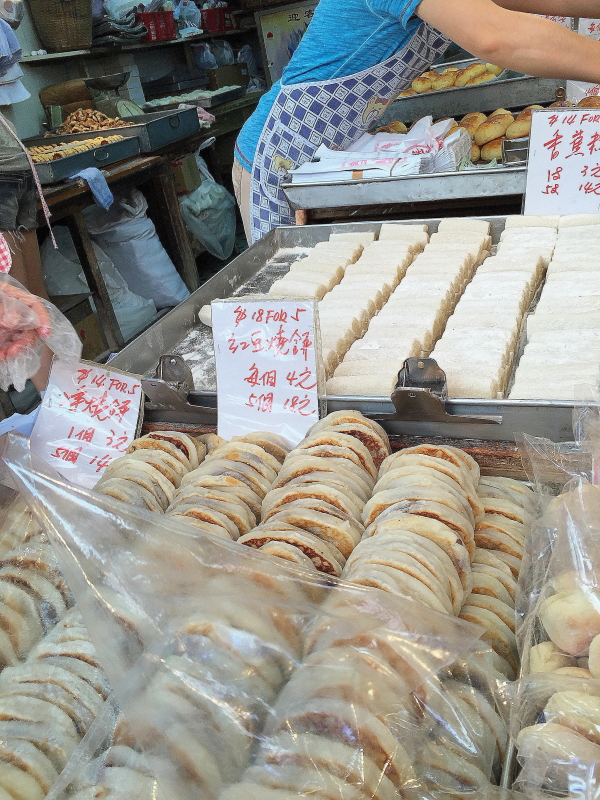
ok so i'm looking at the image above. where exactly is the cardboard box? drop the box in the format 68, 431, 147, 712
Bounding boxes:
207, 63, 248, 91
50, 294, 105, 361
171, 153, 202, 194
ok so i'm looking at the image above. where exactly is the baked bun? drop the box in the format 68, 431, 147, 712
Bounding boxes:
481, 137, 505, 161
471, 142, 481, 161
474, 113, 514, 145
398, 88, 417, 97
486, 63, 504, 75
431, 73, 456, 91
466, 71, 496, 85
375, 121, 407, 134
549, 100, 573, 107
412, 76, 432, 93
422, 70, 441, 80
492, 108, 511, 116
506, 110, 532, 139
444, 122, 460, 137
460, 111, 487, 127
578, 96, 600, 107
454, 62, 487, 87
525, 104, 544, 110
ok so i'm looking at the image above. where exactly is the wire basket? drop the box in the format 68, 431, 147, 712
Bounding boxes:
29, 0, 93, 52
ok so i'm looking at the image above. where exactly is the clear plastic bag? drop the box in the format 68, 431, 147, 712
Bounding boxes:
237, 44, 259, 78
0, 275, 82, 392
2, 432, 502, 800
211, 39, 234, 67
180, 156, 236, 261
0, 0, 24, 28
193, 42, 218, 70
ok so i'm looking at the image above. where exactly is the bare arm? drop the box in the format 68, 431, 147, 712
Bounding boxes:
417, 0, 600, 82
493, 0, 600, 18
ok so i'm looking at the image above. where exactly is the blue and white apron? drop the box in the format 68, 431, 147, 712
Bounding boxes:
250, 22, 449, 242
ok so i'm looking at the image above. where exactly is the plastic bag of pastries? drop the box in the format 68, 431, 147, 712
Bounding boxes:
4, 431, 511, 800
512, 671, 600, 799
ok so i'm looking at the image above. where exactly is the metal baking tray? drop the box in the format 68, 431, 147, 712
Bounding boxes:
377, 58, 564, 125
31, 136, 140, 185
282, 166, 526, 210
142, 85, 245, 112
108, 217, 599, 442
25, 109, 200, 154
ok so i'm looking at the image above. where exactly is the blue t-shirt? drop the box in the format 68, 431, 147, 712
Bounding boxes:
235, 0, 427, 171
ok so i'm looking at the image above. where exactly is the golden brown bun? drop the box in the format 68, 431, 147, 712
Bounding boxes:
471, 142, 481, 161
444, 123, 460, 137
474, 113, 514, 145
458, 121, 478, 139
506, 116, 531, 139
525, 105, 544, 110
421, 70, 441, 80
454, 62, 487, 86
398, 88, 417, 97
412, 76, 432, 92
466, 71, 496, 86
578, 96, 600, 107
486, 63, 504, 76
481, 136, 505, 161
443, 67, 460, 74
375, 121, 407, 134
549, 100, 573, 107
460, 111, 487, 127
431, 73, 456, 91
493, 108, 511, 116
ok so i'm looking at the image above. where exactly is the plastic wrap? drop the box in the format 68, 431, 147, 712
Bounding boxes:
1, 432, 513, 800
0, 275, 81, 391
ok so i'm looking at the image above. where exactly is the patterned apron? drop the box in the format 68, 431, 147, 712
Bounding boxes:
250, 22, 449, 242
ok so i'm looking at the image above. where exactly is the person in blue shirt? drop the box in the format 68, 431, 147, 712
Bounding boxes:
233, 0, 600, 243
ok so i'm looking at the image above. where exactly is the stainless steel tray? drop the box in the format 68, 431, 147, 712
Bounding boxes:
378, 57, 564, 124
32, 136, 140, 185
26, 109, 201, 154
142, 85, 245, 111
281, 166, 526, 210
108, 217, 598, 442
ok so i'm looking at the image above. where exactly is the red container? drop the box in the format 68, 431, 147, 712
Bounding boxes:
200, 7, 238, 33
137, 10, 176, 42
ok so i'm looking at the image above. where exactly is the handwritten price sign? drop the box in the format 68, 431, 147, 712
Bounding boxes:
524, 109, 600, 215
212, 297, 324, 446
30, 359, 143, 488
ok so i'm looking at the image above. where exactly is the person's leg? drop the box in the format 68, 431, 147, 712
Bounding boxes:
232, 158, 253, 246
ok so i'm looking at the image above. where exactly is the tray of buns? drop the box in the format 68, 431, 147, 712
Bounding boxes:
378, 57, 565, 125
108, 215, 600, 442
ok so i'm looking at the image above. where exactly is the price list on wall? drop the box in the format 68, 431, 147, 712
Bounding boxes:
212, 297, 324, 446
524, 109, 600, 214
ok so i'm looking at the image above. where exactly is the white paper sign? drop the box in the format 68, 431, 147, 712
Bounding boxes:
578, 17, 600, 39
212, 297, 323, 446
566, 79, 600, 105
524, 109, 600, 215
539, 14, 572, 26
30, 359, 143, 489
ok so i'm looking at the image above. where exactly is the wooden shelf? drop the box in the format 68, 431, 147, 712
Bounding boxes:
21, 25, 256, 64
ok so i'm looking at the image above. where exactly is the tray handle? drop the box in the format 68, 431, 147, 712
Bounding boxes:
94, 149, 111, 162
169, 115, 182, 128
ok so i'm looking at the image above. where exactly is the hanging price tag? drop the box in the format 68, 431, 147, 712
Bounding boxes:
30, 359, 143, 488
524, 108, 600, 215
212, 296, 325, 446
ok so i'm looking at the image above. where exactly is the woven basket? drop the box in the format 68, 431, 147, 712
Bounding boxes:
28, 0, 93, 52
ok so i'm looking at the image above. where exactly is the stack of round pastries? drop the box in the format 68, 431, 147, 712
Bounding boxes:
399, 62, 504, 97
239, 411, 390, 576
168, 432, 290, 539
96, 431, 207, 512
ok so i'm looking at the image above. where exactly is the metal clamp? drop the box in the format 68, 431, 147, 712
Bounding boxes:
142, 355, 216, 416
374, 358, 501, 425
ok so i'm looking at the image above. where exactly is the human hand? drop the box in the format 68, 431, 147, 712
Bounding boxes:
0, 280, 51, 360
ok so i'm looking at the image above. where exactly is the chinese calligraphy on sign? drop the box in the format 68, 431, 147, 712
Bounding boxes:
30, 359, 143, 489
212, 298, 323, 445
525, 109, 600, 214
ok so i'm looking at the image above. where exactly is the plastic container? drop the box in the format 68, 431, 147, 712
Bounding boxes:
136, 10, 176, 42
200, 7, 238, 33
